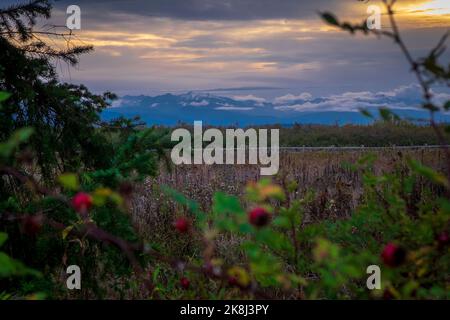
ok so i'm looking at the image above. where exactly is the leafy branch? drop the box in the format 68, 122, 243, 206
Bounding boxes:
320, 0, 450, 185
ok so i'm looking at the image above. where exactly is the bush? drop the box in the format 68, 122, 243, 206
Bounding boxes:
0, 0, 449, 300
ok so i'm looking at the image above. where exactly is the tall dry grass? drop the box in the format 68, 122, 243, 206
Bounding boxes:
130, 148, 446, 240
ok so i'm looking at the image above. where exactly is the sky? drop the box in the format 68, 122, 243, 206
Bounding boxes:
4, 0, 450, 101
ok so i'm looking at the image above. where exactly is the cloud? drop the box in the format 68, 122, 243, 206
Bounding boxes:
275, 84, 450, 112
233, 94, 266, 105
206, 86, 283, 92
109, 99, 124, 108
40, 0, 450, 97
215, 106, 254, 111
189, 100, 210, 106
55, 0, 341, 21
274, 93, 312, 104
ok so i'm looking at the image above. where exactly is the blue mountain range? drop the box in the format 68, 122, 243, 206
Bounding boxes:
101, 92, 450, 126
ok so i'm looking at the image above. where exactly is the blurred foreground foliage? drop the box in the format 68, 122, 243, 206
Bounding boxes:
0, 0, 449, 300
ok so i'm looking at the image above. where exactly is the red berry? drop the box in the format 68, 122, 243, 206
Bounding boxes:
228, 276, 239, 287
437, 231, 449, 248
248, 207, 270, 227
21, 214, 43, 236
174, 217, 189, 233
119, 181, 133, 197
227, 276, 250, 290
381, 243, 406, 267
383, 288, 395, 300
72, 192, 93, 213
180, 277, 190, 289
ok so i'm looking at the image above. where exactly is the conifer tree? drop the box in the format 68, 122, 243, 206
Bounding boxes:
0, 1, 115, 179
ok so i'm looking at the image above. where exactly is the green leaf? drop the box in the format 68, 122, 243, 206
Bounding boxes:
213, 192, 244, 216
0, 128, 33, 159
443, 100, 450, 111
62, 226, 74, 240
0, 92, 11, 103
238, 223, 253, 234
0, 233, 8, 247
408, 159, 449, 188
320, 12, 339, 26
13, 127, 34, 143
313, 238, 340, 263
255, 229, 294, 253
341, 23, 355, 34
273, 216, 291, 228
423, 103, 439, 112
58, 173, 79, 191
286, 180, 298, 193
379, 108, 400, 121
0, 252, 41, 278
359, 108, 373, 119
162, 186, 206, 223
0, 253, 16, 278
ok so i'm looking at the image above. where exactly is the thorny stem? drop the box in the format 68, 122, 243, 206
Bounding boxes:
0, 166, 155, 295
0, 166, 278, 299
382, 0, 450, 189
282, 178, 299, 266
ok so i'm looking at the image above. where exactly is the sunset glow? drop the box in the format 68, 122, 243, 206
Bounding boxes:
31, 0, 448, 97
408, 0, 450, 15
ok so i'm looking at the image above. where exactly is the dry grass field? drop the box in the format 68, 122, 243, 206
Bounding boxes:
131, 148, 446, 238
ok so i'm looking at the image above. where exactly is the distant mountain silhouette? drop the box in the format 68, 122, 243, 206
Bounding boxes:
101, 92, 450, 126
